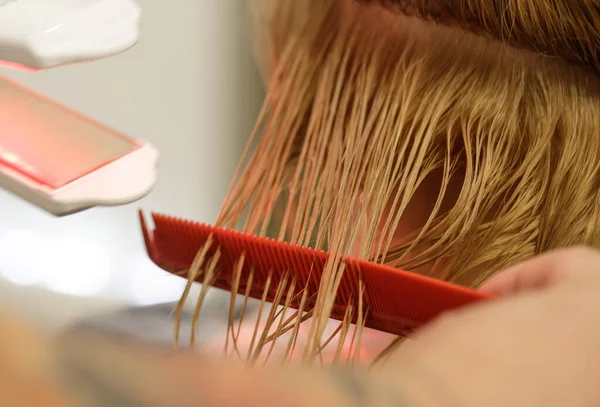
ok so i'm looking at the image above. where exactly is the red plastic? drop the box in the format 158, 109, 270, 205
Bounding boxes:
139, 211, 491, 336
0, 60, 41, 72
0, 76, 137, 188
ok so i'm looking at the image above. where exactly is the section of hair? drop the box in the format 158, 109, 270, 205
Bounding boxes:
357, 0, 600, 76
176, 0, 600, 364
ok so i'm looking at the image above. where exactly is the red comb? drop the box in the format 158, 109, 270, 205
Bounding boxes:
139, 210, 491, 336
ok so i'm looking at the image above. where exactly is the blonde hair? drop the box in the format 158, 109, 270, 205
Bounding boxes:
177, 0, 600, 364
360, 0, 600, 76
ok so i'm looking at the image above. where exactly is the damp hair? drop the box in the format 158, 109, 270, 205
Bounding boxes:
358, 0, 600, 76
175, 0, 600, 364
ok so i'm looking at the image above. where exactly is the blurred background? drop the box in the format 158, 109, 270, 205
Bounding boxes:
0, 1, 264, 335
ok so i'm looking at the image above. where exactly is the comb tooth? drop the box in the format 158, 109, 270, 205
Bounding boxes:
308, 248, 325, 294
305, 247, 318, 289
256, 236, 277, 288
205, 227, 223, 274
290, 244, 309, 289
278, 241, 303, 306
320, 253, 350, 321
229, 229, 244, 272
292, 245, 307, 287
314, 249, 327, 269
345, 259, 363, 303
270, 238, 288, 275
185, 222, 199, 260
263, 238, 279, 272
335, 282, 350, 311
214, 228, 234, 287
267, 238, 289, 292
230, 230, 252, 283
214, 228, 234, 282
286, 244, 302, 281
238, 233, 254, 284
138, 210, 160, 265
295, 246, 315, 308
186, 219, 207, 254
272, 238, 290, 293
247, 233, 270, 287
362, 261, 394, 317
331, 254, 349, 308
139, 212, 491, 336
214, 226, 234, 277
153, 215, 216, 274
337, 257, 359, 309
258, 237, 283, 290
151, 215, 175, 263
178, 221, 194, 262
343, 260, 357, 306
181, 219, 204, 267
314, 248, 351, 316
282, 241, 304, 290
276, 239, 295, 288
362, 260, 423, 330
153, 215, 180, 250
295, 245, 314, 290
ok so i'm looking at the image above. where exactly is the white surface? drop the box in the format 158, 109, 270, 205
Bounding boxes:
0, 280, 126, 333
0, 1, 264, 329
0, 0, 141, 69
0, 143, 159, 216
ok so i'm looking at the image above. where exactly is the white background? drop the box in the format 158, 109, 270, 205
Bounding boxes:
0, 0, 264, 331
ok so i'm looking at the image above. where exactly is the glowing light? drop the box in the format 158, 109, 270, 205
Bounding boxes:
41, 236, 112, 297
0, 229, 48, 285
0, 229, 113, 296
0, 60, 40, 72
127, 255, 186, 306
1, 151, 19, 163
0, 76, 137, 189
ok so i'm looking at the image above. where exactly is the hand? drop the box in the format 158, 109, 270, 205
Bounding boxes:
387, 246, 600, 407
3, 247, 600, 407
166, 246, 600, 407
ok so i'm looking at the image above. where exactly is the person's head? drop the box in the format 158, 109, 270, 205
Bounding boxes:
235, 0, 600, 286
182, 0, 600, 364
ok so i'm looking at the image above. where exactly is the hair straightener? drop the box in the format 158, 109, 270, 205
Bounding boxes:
0, 0, 158, 216
0, 76, 158, 216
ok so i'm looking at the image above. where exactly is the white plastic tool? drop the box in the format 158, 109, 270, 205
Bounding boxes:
0, 0, 141, 70
0, 75, 158, 216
